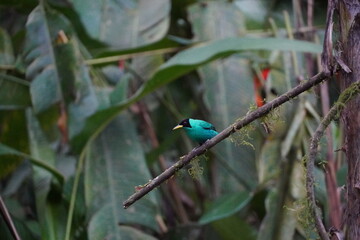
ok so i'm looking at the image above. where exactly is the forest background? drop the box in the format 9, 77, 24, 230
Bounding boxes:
0, 0, 352, 240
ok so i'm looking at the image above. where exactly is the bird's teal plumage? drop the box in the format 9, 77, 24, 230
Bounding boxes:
173, 118, 218, 144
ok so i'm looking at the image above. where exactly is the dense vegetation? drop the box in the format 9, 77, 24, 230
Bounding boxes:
1, 0, 349, 240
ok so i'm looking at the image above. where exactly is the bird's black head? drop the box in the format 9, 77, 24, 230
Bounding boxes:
178, 118, 191, 128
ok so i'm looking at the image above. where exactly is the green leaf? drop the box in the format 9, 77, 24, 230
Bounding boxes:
110, 73, 131, 104
188, 2, 246, 41
88, 205, 157, 240
71, 37, 322, 153
133, 38, 321, 106
0, 143, 64, 183
258, 139, 281, 184
235, 1, 272, 29
26, 109, 65, 240
25, 4, 100, 143
91, 37, 181, 59
24, 4, 75, 113
85, 112, 159, 235
0, 27, 14, 65
199, 191, 252, 225
0, 74, 31, 109
72, 0, 170, 48
24, 5, 62, 112
211, 215, 257, 240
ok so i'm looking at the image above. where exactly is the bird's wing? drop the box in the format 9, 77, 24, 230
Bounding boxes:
198, 120, 216, 131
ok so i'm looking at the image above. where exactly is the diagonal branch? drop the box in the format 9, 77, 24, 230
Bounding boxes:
123, 71, 328, 209
0, 196, 21, 240
306, 81, 360, 240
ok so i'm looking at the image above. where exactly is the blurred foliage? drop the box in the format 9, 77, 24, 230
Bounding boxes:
0, 0, 343, 240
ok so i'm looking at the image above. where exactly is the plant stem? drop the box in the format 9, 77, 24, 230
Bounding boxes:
64, 148, 87, 240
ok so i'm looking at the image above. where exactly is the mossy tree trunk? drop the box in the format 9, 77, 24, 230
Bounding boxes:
338, 0, 360, 238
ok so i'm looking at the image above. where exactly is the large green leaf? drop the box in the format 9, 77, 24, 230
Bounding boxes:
26, 109, 66, 240
0, 74, 31, 109
85, 112, 159, 238
24, 5, 65, 112
25, 4, 100, 142
71, 0, 170, 48
199, 191, 252, 225
70, 37, 322, 153
91, 36, 182, 59
24, 4, 86, 113
88, 205, 158, 240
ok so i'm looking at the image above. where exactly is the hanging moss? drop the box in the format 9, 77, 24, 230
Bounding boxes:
188, 155, 207, 179
229, 122, 256, 150
261, 104, 283, 132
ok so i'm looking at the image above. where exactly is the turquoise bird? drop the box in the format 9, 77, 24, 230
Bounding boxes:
172, 118, 218, 145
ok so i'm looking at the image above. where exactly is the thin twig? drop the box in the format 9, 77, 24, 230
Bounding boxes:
123, 71, 328, 209
0, 196, 21, 240
64, 145, 87, 240
306, 81, 360, 240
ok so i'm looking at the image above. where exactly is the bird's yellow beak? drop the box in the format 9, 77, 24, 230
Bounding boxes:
172, 124, 183, 130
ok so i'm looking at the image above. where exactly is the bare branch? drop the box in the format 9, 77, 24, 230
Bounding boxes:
306, 81, 360, 240
123, 71, 328, 209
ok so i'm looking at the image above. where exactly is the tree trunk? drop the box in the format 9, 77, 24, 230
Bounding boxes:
339, 1, 360, 239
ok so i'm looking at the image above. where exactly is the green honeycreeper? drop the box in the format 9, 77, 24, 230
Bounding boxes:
172, 118, 218, 145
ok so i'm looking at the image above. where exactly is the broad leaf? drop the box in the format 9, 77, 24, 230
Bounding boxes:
91, 37, 181, 59
71, 0, 170, 48
88, 205, 157, 240
199, 191, 251, 225
85, 112, 159, 236
25, 5, 67, 112
26, 109, 66, 240
25, 4, 100, 143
